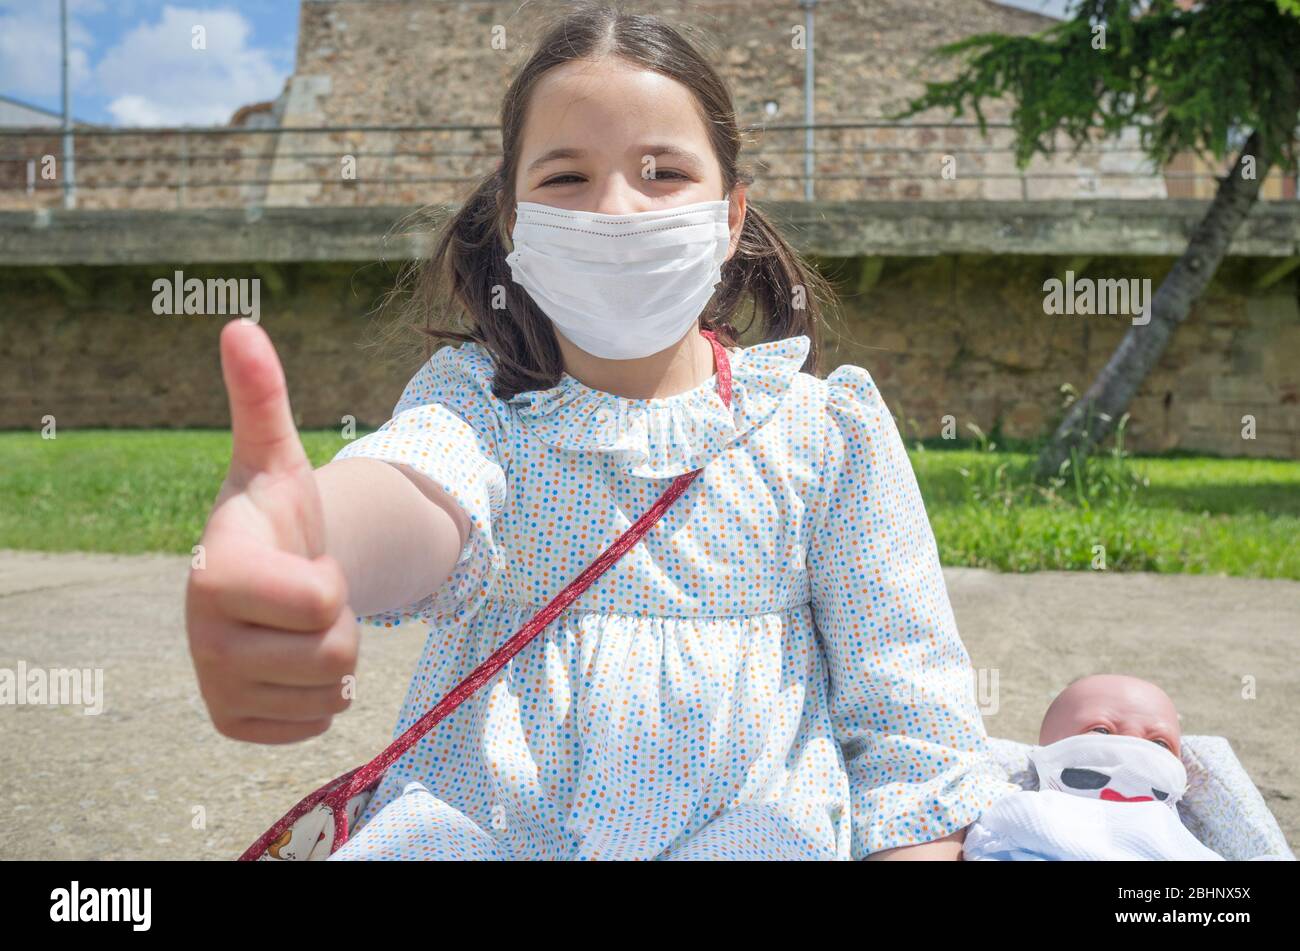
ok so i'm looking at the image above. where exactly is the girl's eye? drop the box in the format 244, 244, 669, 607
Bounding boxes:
1152, 738, 1171, 750
539, 170, 691, 187
1089, 726, 1110, 735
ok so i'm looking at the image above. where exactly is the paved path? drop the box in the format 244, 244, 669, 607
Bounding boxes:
1, 550, 1295, 859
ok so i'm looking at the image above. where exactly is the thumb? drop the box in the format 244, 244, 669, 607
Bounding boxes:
220, 319, 309, 478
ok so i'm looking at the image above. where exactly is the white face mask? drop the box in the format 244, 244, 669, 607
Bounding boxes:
504, 198, 732, 360
1030, 733, 1187, 809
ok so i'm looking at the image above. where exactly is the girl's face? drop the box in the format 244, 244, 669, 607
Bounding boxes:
512, 56, 746, 260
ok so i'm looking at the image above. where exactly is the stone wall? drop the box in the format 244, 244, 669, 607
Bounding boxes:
0, 127, 282, 211
290, 0, 1057, 127
820, 255, 1300, 460
0, 262, 395, 432
268, 0, 1168, 204
3, 254, 1296, 459
2, 0, 1215, 210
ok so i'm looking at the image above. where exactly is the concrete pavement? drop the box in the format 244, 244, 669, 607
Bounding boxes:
1, 550, 1295, 859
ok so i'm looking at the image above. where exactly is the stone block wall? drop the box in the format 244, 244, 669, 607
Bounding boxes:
3, 254, 1296, 459
1, 0, 1217, 210
0, 128, 279, 211
820, 255, 1300, 459
270, 0, 1168, 204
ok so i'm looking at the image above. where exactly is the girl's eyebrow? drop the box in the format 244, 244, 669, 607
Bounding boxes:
524, 144, 705, 173
635, 144, 705, 169
526, 147, 585, 173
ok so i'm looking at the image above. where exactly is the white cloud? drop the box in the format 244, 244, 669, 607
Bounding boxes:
94, 5, 290, 126
991, 0, 1072, 18
0, 0, 99, 102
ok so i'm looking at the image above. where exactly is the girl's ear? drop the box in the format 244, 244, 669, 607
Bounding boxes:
725, 184, 748, 263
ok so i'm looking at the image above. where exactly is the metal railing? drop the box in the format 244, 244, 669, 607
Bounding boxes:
2, 120, 1294, 210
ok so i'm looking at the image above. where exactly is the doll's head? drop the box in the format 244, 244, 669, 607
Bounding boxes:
1039, 673, 1182, 756
392, 2, 832, 399
1032, 674, 1186, 806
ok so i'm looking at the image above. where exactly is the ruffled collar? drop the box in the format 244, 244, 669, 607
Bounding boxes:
505, 335, 811, 478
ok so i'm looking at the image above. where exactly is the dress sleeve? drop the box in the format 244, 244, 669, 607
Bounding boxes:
331, 342, 510, 630
807, 364, 1014, 858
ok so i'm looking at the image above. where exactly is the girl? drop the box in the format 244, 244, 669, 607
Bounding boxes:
187, 4, 1014, 860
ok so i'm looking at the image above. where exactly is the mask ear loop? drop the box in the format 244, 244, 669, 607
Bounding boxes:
711, 192, 739, 343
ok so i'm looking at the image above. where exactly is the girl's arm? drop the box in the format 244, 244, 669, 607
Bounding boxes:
866, 828, 967, 861
314, 457, 469, 618
807, 364, 1014, 860
322, 332, 512, 632
186, 321, 467, 745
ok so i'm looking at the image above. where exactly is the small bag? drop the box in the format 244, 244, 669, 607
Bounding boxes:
240, 330, 733, 860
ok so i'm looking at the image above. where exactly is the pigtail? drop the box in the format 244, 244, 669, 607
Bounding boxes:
703, 204, 826, 377
395, 166, 566, 401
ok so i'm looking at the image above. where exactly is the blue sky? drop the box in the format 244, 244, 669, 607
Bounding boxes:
0, 1, 1072, 128
997, 0, 1073, 18
0, 1, 300, 126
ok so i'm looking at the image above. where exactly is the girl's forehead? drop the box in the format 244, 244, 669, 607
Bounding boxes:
522, 58, 710, 146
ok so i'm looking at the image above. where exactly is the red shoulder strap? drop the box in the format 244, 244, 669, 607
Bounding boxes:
239, 329, 733, 860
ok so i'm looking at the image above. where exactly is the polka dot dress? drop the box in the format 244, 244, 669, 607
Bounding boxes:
326, 334, 1016, 861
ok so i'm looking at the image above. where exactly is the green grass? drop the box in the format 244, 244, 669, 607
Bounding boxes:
0, 429, 347, 555
912, 449, 1300, 577
1, 430, 1297, 578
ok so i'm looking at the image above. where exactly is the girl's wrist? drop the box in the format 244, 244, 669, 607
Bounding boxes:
866, 827, 968, 861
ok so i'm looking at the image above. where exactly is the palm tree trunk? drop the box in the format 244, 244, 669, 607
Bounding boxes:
1033, 130, 1272, 480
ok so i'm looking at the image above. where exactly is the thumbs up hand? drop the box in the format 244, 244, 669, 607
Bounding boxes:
185, 319, 359, 744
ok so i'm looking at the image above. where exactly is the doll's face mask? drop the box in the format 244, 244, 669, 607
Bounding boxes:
1029, 733, 1187, 809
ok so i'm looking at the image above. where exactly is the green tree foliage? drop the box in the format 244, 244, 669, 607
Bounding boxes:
898, 0, 1299, 169
894, 0, 1300, 480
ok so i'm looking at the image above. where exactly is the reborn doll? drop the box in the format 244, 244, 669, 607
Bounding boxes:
963, 674, 1224, 861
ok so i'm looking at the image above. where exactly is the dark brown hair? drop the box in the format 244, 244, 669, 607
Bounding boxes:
390, 1, 832, 400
